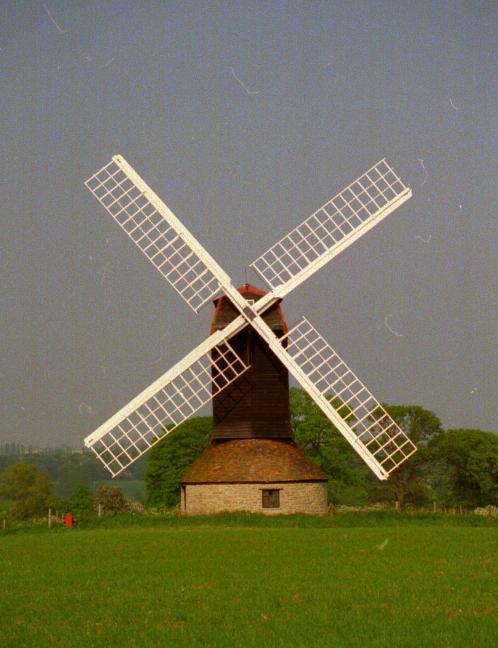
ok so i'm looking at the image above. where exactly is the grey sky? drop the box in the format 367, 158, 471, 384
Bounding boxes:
0, 1, 495, 447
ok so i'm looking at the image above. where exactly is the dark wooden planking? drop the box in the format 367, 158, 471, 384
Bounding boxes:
211, 285, 292, 440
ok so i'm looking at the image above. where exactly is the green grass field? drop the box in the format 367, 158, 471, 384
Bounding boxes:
1, 514, 497, 647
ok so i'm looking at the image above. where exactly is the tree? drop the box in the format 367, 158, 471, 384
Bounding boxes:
431, 429, 498, 507
0, 463, 61, 519
55, 454, 108, 499
145, 417, 212, 508
67, 482, 93, 515
290, 387, 371, 504
384, 405, 444, 447
0, 450, 110, 498
290, 387, 335, 455
290, 389, 444, 507
371, 405, 444, 508
93, 485, 128, 515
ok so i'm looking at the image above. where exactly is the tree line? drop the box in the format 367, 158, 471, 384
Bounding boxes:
0, 447, 147, 520
0, 462, 133, 520
145, 389, 498, 510
0, 447, 146, 498
1, 388, 496, 519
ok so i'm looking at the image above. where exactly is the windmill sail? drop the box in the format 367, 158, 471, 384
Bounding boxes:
277, 318, 416, 479
250, 159, 411, 298
83, 154, 417, 481
85, 156, 228, 313
208, 308, 417, 480
84, 331, 249, 476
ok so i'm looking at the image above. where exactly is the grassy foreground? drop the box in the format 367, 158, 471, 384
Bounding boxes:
1, 514, 497, 647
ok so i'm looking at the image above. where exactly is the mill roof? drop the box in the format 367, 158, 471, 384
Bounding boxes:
212, 283, 269, 306
181, 438, 328, 484
210, 283, 288, 335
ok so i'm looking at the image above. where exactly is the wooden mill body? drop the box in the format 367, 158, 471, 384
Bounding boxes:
211, 284, 291, 441
180, 284, 328, 515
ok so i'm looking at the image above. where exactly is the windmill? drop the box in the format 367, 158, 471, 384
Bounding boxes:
83, 156, 417, 514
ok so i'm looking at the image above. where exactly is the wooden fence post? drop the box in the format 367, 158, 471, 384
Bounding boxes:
98, 503, 102, 518
48, 508, 52, 529
433, 501, 437, 513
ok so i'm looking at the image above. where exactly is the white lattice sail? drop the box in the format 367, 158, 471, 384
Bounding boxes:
85, 156, 222, 312
84, 336, 250, 476
279, 318, 417, 477
251, 159, 411, 295
83, 153, 417, 482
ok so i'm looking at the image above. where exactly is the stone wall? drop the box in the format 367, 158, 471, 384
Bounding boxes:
182, 481, 328, 515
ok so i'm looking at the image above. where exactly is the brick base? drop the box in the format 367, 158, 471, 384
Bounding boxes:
181, 481, 328, 515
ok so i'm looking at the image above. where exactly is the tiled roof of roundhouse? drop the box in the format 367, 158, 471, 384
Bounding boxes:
181, 438, 328, 484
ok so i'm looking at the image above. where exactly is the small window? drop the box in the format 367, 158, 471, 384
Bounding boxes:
262, 489, 280, 509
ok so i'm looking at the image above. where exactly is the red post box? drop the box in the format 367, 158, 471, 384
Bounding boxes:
65, 513, 73, 526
